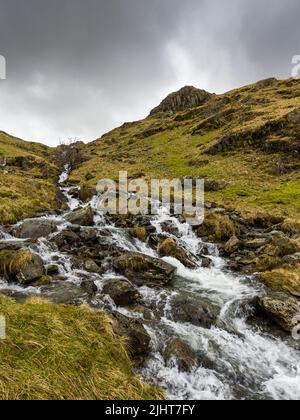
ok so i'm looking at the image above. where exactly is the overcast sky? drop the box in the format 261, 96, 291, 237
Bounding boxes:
0, 0, 299, 146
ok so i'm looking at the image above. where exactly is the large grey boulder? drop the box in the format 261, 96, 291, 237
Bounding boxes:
112, 252, 176, 287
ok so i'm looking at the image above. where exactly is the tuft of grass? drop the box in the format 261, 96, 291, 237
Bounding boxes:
0, 249, 31, 280
0, 296, 164, 401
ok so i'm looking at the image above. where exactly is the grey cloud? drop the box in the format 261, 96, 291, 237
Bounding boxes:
0, 0, 299, 145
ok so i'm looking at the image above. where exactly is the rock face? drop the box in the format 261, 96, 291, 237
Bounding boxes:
250, 294, 300, 332
0, 249, 44, 284
158, 238, 194, 268
110, 312, 151, 358
112, 252, 176, 287
163, 338, 196, 372
13, 219, 59, 239
150, 86, 213, 115
102, 279, 141, 307
65, 206, 94, 226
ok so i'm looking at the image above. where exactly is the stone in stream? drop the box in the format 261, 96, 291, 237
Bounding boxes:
158, 237, 196, 268
112, 252, 176, 287
0, 248, 45, 284
65, 206, 95, 226
110, 312, 151, 359
102, 279, 141, 307
12, 219, 60, 240
171, 295, 220, 329
163, 338, 197, 372
40, 280, 96, 305
249, 293, 300, 333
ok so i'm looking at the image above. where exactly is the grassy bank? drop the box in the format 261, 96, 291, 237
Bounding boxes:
0, 296, 163, 400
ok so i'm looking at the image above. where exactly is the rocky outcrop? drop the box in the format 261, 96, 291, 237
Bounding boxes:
112, 252, 176, 287
150, 86, 213, 115
102, 279, 141, 307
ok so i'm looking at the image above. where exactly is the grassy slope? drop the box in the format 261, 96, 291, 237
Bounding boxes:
70, 78, 300, 220
0, 132, 61, 224
0, 296, 163, 400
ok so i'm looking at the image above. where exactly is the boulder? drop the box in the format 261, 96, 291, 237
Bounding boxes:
46, 264, 60, 275
51, 229, 81, 249
13, 219, 59, 240
80, 279, 98, 297
224, 236, 242, 254
204, 179, 227, 192
40, 281, 93, 305
201, 256, 212, 268
112, 252, 176, 287
102, 279, 141, 307
0, 249, 44, 284
158, 238, 194, 268
78, 186, 96, 202
65, 206, 94, 226
250, 294, 300, 333
110, 312, 151, 358
128, 227, 148, 242
171, 295, 219, 328
163, 338, 196, 372
84, 259, 102, 274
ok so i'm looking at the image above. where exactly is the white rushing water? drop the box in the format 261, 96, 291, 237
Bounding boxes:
0, 169, 299, 400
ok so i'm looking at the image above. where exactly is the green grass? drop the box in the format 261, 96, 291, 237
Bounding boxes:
70, 87, 300, 219
0, 296, 163, 400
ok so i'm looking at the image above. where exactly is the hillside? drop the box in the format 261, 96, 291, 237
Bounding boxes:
0, 132, 62, 224
70, 77, 300, 220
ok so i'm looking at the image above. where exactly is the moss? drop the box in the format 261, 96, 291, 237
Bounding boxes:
197, 212, 238, 242
0, 249, 31, 280
0, 296, 164, 400
128, 227, 148, 242
259, 265, 300, 295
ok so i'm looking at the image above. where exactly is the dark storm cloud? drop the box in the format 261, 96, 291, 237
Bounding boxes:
0, 0, 299, 145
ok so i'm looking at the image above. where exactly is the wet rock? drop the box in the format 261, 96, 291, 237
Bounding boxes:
249, 294, 300, 333
78, 186, 96, 202
84, 258, 102, 274
112, 252, 176, 287
65, 206, 95, 226
128, 227, 148, 242
80, 279, 98, 297
171, 295, 219, 328
0, 249, 45, 285
224, 236, 242, 255
46, 264, 60, 275
13, 219, 59, 240
160, 221, 179, 236
110, 312, 151, 358
51, 229, 81, 248
201, 256, 212, 268
158, 238, 195, 268
163, 338, 196, 372
102, 279, 141, 307
40, 281, 92, 305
